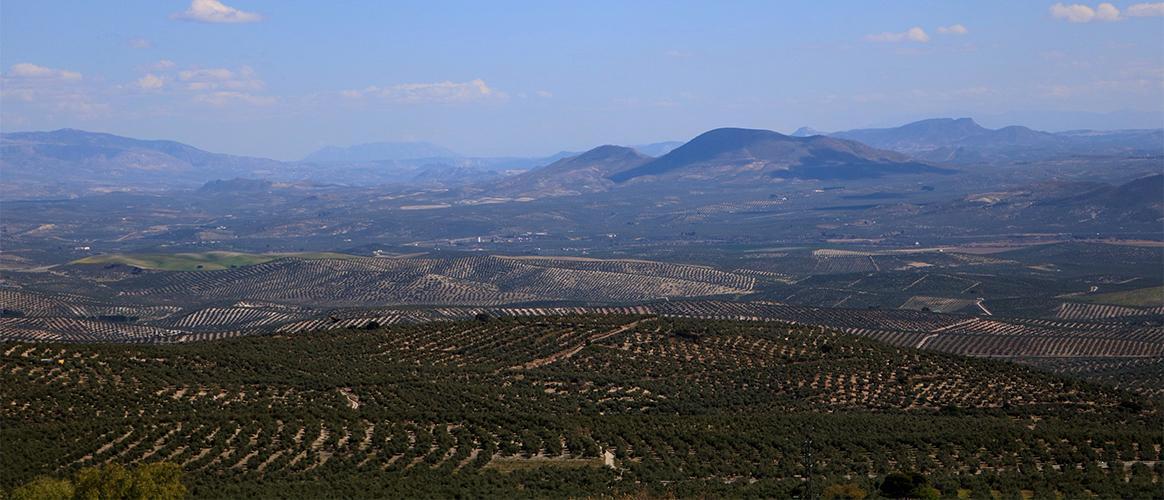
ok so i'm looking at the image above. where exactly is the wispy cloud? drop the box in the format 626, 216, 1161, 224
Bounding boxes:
172, 0, 262, 24
136, 74, 166, 91
178, 66, 264, 91
5, 63, 82, 81
1126, 2, 1164, 16
849, 86, 994, 104
1048, 2, 1160, 22
1, 64, 106, 118
865, 27, 930, 43
936, 24, 969, 35
340, 79, 507, 104
127, 63, 274, 107
128, 37, 152, 49
194, 91, 277, 107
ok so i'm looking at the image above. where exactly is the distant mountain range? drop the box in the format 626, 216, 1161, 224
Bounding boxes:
3, 119, 1159, 200
0, 129, 283, 197
803, 118, 1163, 163
302, 140, 680, 165
0, 130, 540, 197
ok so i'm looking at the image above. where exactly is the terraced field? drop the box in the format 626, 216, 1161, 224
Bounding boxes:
3, 247, 1161, 406
71, 251, 359, 271
3, 288, 1162, 397
74, 255, 754, 307
4, 316, 1160, 498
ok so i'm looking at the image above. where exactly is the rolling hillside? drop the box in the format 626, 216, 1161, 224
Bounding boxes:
3, 316, 1159, 497
488, 145, 652, 197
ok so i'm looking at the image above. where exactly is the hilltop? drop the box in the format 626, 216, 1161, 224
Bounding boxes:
610, 127, 950, 183
487, 145, 652, 197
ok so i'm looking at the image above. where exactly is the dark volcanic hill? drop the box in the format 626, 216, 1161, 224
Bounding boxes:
489, 145, 651, 198
831, 118, 1163, 163
609, 127, 950, 183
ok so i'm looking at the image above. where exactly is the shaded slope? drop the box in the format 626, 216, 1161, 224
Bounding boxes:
489, 145, 651, 197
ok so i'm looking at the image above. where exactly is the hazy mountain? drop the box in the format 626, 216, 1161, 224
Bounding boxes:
303, 141, 461, 162
631, 141, 684, 157
1, 129, 282, 173
0, 129, 285, 197
1054, 128, 1164, 151
790, 127, 826, 137
609, 127, 950, 183
830, 118, 1163, 163
488, 145, 651, 198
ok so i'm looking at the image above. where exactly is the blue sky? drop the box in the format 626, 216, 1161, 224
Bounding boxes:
2, 1, 1162, 159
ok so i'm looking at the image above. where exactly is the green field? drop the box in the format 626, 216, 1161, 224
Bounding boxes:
70, 251, 358, 271
1079, 286, 1164, 307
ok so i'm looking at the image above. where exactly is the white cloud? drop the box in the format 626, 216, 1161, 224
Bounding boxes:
179, 68, 235, 81
128, 37, 152, 49
341, 79, 507, 104
1096, 3, 1122, 19
178, 66, 263, 91
1051, 3, 1102, 21
1127, 2, 1164, 16
136, 74, 166, 90
535, 90, 553, 98
1, 65, 106, 119
193, 91, 277, 107
936, 24, 969, 35
1050, 2, 1121, 22
172, 0, 262, 24
865, 27, 930, 43
127, 63, 274, 107
6, 63, 82, 81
